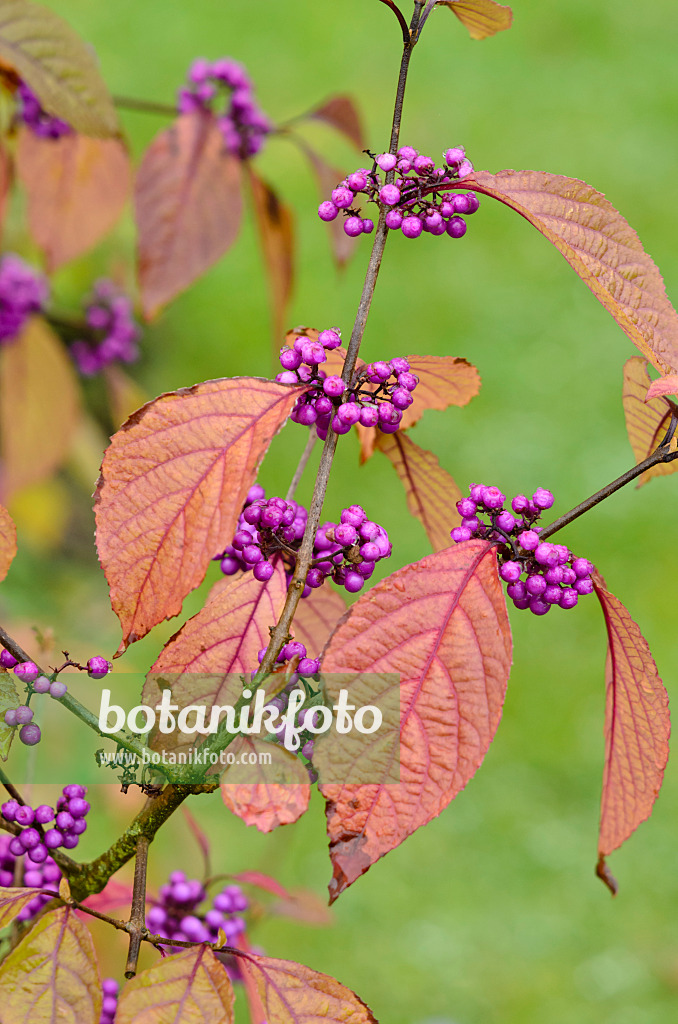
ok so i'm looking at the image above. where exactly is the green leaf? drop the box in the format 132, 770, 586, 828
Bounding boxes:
0, 0, 118, 137
0, 670, 20, 760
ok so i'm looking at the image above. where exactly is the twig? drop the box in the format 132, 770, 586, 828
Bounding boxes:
377, 0, 412, 45
113, 95, 177, 117
125, 836, 150, 978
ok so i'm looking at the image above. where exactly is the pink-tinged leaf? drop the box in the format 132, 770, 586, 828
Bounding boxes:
308, 95, 365, 150
142, 566, 287, 756
0, 317, 81, 502
645, 374, 678, 400
269, 889, 334, 927
116, 946, 234, 1024
182, 805, 211, 876
248, 170, 294, 349
592, 574, 670, 891
0, 885, 46, 928
16, 128, 131, 272
319, 540, 511, 900
437, 0, 513, 40
290, 586, 347, 656
221, 739, 311, 832
622, 357, 678, 487
95, 378, 297, 654
229, 870, 292, 901
82, 878, 133, 916
460, 169, 678, 374
302, 144, 359, 268
0, 502, 17, 581
238, 952, 377, 1024
136, 111, 243, 319
375, 431, 462, 549
0, 906, 101, 1023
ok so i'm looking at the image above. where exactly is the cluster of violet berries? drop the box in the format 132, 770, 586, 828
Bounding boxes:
450, 485, 595, 615
1, 784, 90, 862
217, 486, 391, 595
0, 253, 49, 344
0, 833, 62, 922
177, 57, 271, 158
16, 81, 71, 139
147, 873, 248, 956
70, 279, 141, 376
278, 327, 419, 441
318, 145, 479, 240
99, 980, 119, 1024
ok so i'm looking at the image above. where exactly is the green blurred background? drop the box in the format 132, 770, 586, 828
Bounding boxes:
2, 1, 678, 1021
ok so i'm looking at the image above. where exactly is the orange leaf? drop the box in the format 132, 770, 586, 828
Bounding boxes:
0, 317, 81, 502
142, 566, 288, 755
16, 128, 131, 272
0, 885, 45, 929
136, 111, 243, 318
461, 169, 678, 374
0, 906, 102, 1023
238, 952, 377, 1024
248, 170, 294, 348
0, 502, 17, 581
375, 431, 462, 550
437, 0, 513, 40
116, 946, 234, 1024
319, 540, 511, 899
309, 95, 365, 150
221, 739, 311, 832
593, 575, 670, 886
94, 377, 298, 654
291, 586, 347, 656
645, 373, 678, 400
622, 357, 677, 487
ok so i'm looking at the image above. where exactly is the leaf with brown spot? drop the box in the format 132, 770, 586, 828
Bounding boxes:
376, 431, 461, 549
0, 317, 81, 502
16, 128, 130, 272
302, 143, 359, 268
437, 0, 513, 40
94, 377, 298, 654
0, 501, 17, 581
622, 357, 677, 486
645, 373, 678, 400
238, 952, 377, 1024
249, 170, 294, 348
136, 111, 243, 318
291, 586, 347, 656
221, 739, 311, 832
0, 906, 102, 1023
116, 946, 234, 1024
593, 574, 670, 887
459, 169, 678, 374
308, 95, 365, 150
319, 540, 511, 900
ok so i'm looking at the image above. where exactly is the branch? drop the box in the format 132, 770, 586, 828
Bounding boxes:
113, 94, 177, 117
125, 836, 150, 978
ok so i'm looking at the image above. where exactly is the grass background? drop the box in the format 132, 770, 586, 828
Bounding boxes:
2, 1, 678, 1022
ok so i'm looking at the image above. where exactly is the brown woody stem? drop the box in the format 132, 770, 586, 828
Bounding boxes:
125, 836, 150, 978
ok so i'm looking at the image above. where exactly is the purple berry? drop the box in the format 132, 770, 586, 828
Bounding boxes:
343, 216, 364, 238
560, 588, 579, 609
63, 785, 86, 799
279, 347, 302, 371
344, 571, 364, 593
253, 561, 274, 583
1, 800, 19, 821
534, 542, 559, 567
32, 675, 51, 694
323, 375, 346, 398
532, 487, 554, 510
298, 658, 320, 676
20, 827, 41, 850
544, 585, 563, 605
572, 558, 594, 578
499, 561, 523, 583
529, 597, 551, 616
511, 495, 530, 514
495, 511, 517, 532
49, 681, 67, 699
362, 218, 374, 234
318, 201, 338, 221
15, 705, 34, 725
296, 404, 318, 427
379, 184, 401, 206
337, 402, 361, 427
401, 216, 423, 239
331, 187, 353, 209
506, 581, 527, 601
376, 153, 397, 172
451, 527, 473, 543
385, 209, 403, 230
15, 805, 35, 827
525, 574, 547, 597
480, 486, 504, 510
27, 844, 47, 864
35, 804, 55, 824
359, 405, 379, 427
19, 724, 41, 746
574, 577, 594, 596
518, 530, 540, 552
0, 649, 17, 669
444, 147, 465, 167
318, 328, 341, 349
446, 216, 467, 239
14, 662, 38, 683
4, 709, 17, 727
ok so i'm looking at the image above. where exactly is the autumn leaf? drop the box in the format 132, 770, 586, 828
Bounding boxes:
376, 431, 462, 549
116, 946, 234, 1024
136, 111, 243, 318
0, 670, 20, 760
95, 377, 298, 654
621, 357, 678, 486
0, 0, 118, 136
319, 540, 511, 900
459, 169, 678, 374
645, 374, 678, 400
436, 0, 513, 40
0, 501, 17, 581
593, 574, 670, 893
81, 878, 133, 917
0, 317, 81, 502
0, 143, 11, 232
0, 885, 46, 928
221, 739, 311, 832
16, 128, 130, 272
248, 170, 294, 349
238, 952, 377, 1024
290, 586, 347, 656
142, 566, 288, 755
308, 95, 365, 150
301, 143, 359, 268
0, 906, 102, 1023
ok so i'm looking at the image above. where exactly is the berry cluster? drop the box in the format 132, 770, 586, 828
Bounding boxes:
147, 872, 248, 954
16, 81, 71, 139
278, 328, 419, 441
257, 640, 320, 679
100, 980, 119, 1024
177, 57, 271, 158
1, 784, 90, 861
0, 253, 49, 344
260, 668, 325, 770
318, 145, 479, 240
450, 484, 595, 615
216, 487, 391, 595
70, 279, 141, 376
0, 833, 62, 922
